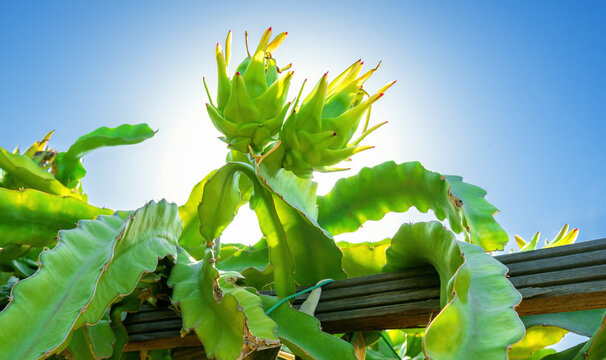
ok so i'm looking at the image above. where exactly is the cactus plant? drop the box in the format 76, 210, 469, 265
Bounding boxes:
205, 28, 293, 153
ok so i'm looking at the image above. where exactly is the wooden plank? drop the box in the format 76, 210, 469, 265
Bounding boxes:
318, 299, 441, 333
129, 330, 183, 343
307, 273, 440, 303
126, 335, 281, 359
318, 279, 606, 332
516, 279, 606, 315
510, 264, 606, 288
124, 238, 606, 345
124, 335, 202, 351
171, 346, 208, 360
127, 318, 182, 335
125, 308, 179, 324
279, 242, 606, 305
496, 237, 606, 264
314, 287, 441, 313
505, 248, 606, 276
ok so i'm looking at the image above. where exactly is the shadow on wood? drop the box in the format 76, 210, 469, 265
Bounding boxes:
123, 237, 606, 349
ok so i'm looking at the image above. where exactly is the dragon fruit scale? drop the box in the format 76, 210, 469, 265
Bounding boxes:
279, 60, 395, 177
205, 28, 293, 153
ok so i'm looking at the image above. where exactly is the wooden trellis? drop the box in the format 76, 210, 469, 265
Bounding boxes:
123, 237, 606, 352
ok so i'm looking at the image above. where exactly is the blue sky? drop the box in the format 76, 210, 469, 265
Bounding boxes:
1, 0, 605, 350
1, 1, 605, 243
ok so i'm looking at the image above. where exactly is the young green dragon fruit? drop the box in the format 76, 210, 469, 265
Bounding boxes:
279, 60, 395, 177
205, 28, 293, 153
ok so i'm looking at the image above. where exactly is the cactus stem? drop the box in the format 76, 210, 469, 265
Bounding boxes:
248, 144, 261, 161
256, 140, 283, 166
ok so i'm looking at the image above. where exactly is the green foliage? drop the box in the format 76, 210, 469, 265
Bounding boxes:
261, 295, 357, 360
256, 152, 347, 286
198, 165, 248, 242
54, 123, 156, 189
216, 239, 274, 290
338, 239, 389, 278
0, 187, 112, 247
177, 171, 216, 250
280, 61, 394, 177
108, 292, 143, 360
76, 200, 181, 327
515, 224, 579, 252
168, 247, 278, 360
508, 326, 567, 359
0, 200, 179, 360
68, 316, 116, 359
206, 28, 292, 152
509, 227, 591, 359
0, 213, 126, 359
197, 161, 296, 298
0, 147, 81, 198
541, 311, 606, 360
318, 161, 508, 251
1, 28, 601, 360
522, 309, 606, 337
384, 222, 525, 359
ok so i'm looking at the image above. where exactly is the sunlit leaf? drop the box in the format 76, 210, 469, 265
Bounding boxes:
198, 162, 296, 298
541, 311, 606, 360
257, 149, 346, 286
318, 161, 508, 251
522, 309, 606, 337
0, 213, 126, 359
54, 124, 156, 188
178, 171, 216, 249
261, 295, 357, 360
509, 326, 567, 359
76, 200, 181, 327
198, 166, 247, 242
444, 175, 508, 250
384, 221, 524, 359
337, 239, 389, 278
0, 147, 80, 198
169, 247, 277, 360
216, 239, 274, 291
520, 348, 558, 360
0, 188, 112, 247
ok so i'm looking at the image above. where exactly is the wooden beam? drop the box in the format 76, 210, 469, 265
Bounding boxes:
124, 237, 606, 344
125, 335, 282, 359
124, 335, 203, 352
